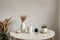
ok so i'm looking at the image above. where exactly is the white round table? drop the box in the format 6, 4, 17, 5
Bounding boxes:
10, 29, 55, 40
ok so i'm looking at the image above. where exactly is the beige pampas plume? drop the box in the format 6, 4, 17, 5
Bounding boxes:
0, 21, 3, 32
0, 17, 12, 32
8, 16, 12, 22
3, 16, 12, 32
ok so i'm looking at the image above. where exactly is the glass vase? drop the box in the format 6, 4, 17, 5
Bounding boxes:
20, 15, 27, 33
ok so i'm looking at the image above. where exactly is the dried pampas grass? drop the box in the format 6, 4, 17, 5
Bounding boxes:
0, 16, 12, 32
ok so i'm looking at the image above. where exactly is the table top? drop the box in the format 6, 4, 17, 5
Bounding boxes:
10, 29, 55, 40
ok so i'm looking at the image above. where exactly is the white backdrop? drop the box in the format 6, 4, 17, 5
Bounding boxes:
0, 0, 58, 40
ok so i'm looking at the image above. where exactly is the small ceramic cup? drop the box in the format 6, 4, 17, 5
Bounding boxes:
27, 26, 32, 33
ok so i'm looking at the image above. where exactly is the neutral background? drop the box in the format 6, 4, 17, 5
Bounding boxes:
0, 0, 58, 40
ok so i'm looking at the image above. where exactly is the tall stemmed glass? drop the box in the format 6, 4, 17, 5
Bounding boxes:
20, 15, 27, 33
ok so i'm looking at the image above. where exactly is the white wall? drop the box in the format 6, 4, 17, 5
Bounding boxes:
0, 0, 58, 40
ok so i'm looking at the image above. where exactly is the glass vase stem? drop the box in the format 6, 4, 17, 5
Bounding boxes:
21, 22, 25, 33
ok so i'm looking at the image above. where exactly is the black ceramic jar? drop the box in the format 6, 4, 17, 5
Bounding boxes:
34, 28, 39, 32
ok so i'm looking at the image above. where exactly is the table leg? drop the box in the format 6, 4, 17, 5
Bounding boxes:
43, 39, 46, 40
11, 37, 13, 40
17, 39, 20, 40
16, 39, 22, 40
51, 37, 54, 40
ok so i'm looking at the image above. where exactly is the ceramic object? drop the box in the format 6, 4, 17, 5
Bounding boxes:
41, 25, 48, 33
16, 31, 21, 33
27, 26, 32, 33
41, 28, 48, 33
34, 28, 39, 33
